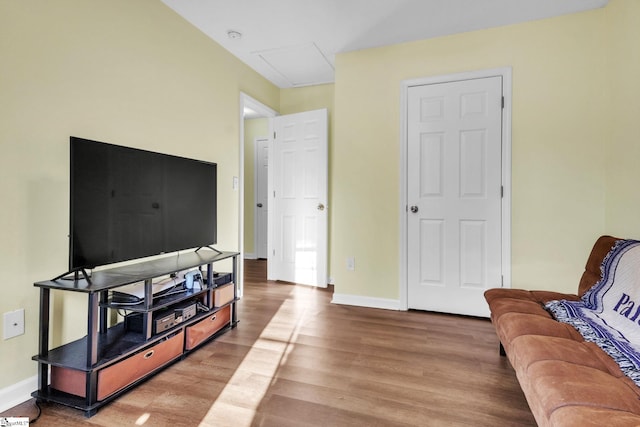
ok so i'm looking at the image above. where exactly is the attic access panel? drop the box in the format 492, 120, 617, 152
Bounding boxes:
255, 43, 334, 87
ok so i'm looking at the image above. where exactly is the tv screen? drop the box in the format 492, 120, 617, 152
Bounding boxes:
70, 137, 217, 270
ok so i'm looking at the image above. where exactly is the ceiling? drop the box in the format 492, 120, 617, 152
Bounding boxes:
161, 0, 608, 89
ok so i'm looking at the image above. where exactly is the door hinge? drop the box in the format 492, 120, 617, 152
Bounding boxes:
501, 185, 504, 198
273, 190, 276, 198
273, 131, 276, 139
501, 275, 504, 287
501, 96, 505, 109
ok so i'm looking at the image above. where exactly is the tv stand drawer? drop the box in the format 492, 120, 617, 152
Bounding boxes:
50, 330, 184, 401
185, 305, 231, 350
213, 282, 235, 307
98, 330, 183, 400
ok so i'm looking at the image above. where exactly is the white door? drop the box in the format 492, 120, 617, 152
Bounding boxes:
407, 77, 503, 317
255, 137, 269, 259
269, 109, 328, 287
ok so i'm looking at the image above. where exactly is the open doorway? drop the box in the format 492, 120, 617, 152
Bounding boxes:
253, 137, 269, 259
239, 93, 277, 292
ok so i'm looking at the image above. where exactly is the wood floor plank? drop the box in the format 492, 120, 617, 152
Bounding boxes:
1, 259, 535, 426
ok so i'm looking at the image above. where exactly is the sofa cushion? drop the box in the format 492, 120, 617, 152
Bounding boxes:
510, 335, 623, 378
549, 406, 640, 427
527, 361, 640, 419
484, 288, 539, 305
484, 288, 579, 307
489, 298, 551, 322
485, 289, 581, 329
495, 312, 584, 355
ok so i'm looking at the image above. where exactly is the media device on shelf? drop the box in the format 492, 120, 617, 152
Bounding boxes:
65, 136, 217, 279
184, 270, 203, 290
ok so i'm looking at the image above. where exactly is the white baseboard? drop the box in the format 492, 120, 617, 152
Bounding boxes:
331, 293, 402, 311
243, 253, 257, 260
0, 375, 37, 413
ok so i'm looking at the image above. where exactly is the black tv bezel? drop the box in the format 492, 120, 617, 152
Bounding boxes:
68, 136, 217, 272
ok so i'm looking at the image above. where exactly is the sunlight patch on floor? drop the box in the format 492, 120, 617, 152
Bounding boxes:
135, 412, 150, 425
199, 298, 306, 426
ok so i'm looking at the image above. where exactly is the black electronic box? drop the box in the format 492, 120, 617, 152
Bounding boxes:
125, 300, 197, 335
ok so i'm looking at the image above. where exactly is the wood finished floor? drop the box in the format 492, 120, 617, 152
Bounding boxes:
3, 260, 535, 426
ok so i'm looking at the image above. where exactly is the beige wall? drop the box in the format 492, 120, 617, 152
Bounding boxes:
0, 0, 278, 389
605, 0, 640, 237
280, 84, 335, 116
332, 6, 612, 300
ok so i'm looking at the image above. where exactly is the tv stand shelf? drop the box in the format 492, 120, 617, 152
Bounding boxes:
106, 285, 211, 312
32, 250, 239, 417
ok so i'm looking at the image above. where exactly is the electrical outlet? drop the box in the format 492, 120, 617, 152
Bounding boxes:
3, 308, 25, 340
346, 256, 355, 271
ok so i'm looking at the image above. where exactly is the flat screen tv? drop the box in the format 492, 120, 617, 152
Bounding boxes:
69, 136, 217, 271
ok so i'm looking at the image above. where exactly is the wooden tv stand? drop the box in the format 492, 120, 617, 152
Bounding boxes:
31, 250, 239, 417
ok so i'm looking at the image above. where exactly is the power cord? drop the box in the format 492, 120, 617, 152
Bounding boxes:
30, 400, 42, 424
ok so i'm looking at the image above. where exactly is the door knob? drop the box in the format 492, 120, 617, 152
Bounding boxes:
317, 203, 325, 211
257, 203, 263, 208
410, 205, 419, 213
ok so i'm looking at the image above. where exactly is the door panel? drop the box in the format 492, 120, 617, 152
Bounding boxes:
460, 220, 485, 288
420, 219, 444, 284
407, 76, 503, 317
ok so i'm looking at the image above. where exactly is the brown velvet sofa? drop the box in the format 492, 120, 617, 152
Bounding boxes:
485, 235, 640, 427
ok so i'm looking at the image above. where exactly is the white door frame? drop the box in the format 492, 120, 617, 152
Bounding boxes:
239, 93, 277, 296
399, 68, 512, 311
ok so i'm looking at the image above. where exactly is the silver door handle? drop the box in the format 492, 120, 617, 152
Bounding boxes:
410, 206, 419, 213
257, 203, 263, 208
317, 203, 325, 211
